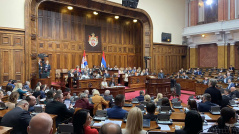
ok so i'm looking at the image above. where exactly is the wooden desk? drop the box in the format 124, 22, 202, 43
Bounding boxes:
128, 76, 146, 89
176, 79, 196, 92
0, 126, 12, 134
76, 78, 118, 89
195, 83, 208, 95
170, 112, 219, 122
146, 78, 171, 96
101, 86, 125, 98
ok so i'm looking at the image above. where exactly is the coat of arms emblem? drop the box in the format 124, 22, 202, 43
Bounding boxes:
88, 33, 98, 47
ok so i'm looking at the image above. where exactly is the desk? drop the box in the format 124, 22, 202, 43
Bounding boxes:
128, 76, 146, 89
146, 78, 171, 96
0, 126, 12, 134
170, 112, 219, 122
176, 79, 196, 92
101, 87, 125, 98
195, 83, 208, 95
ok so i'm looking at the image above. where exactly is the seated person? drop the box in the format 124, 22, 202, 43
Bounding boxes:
198, 93, 217, 112
203, 77, 209, 85
7, 79, 15, 89
13, 83, 28, 99
154, 93, 163, 104
181, 72, 189, 79
82, 73, 90, 79
33, 86, 41, 99
208, 107, 239, 133
73, 109, 98, 134
223, 74, 228, 84
160, 97, 175, 112
103, 90, 113, 107
187, 99, 198, 111
0, 91, 4, 102
101, 77, 108, 89
217, 73, 224, 81
74, 93, 93, 111
107, 94, 127, 119
227, 79, 235, 90
144, 94, 151, 103
5, 92, 19, 109
26, 95, 37, 112
99, 123, 122, 134
45, 93, 74, 127
23, 81, 32, 92
175, 110, 203, 134
230, 87, 239, 98
91, 90, 108, 115
63, 92, 71, 102
104, 70, 110, 78
158, 70, 164, 79
44, 90, 54, 104
108, 78, 116, 87
194, 69, 202, 75
39, 85, 46, 99
135, 90, 145, 102
221, 89, 232, 108
143, 103, 157, 121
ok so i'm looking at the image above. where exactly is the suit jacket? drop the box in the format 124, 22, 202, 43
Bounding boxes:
198, 101, 217, 112
108, 82, 116, 87
91, 95, 108, 115
181, 75, 189, 79
204, 87, 222, 106
230, 90, 239, 98
143, 113, 157, 121
45, 101, 74, 127
194, 71, 202, 75
229, 67, 235, 71
74, 98, 93, 110
227, 82, 235, 90
104, 73, 110, 78
135, 95, 144, 102
158, 73, 164, 79
203, 80, 209, 85
221, 95, 231, 108
1, 107, 31, 134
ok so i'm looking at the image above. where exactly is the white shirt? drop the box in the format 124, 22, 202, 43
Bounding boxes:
101, 81, 108, 89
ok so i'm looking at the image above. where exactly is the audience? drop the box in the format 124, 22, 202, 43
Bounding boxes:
153, 93, 163, 103
135, 90, 145, 102
26, 95, 37, 112
5, 92, 19, 109
208, 107, 239, 133
27, 113, 53, 134
1, 100, 31, 134
143, 102, 157, 121
198, 93, 217, 112
144, 94, 151, 103
99, 123, 122, 134
122, 107, 146, 134
230, 87, 239, 98
175, 110, 203, 134
107, 94, 127, 119
74, 93, 93, 111
227, 79, 235, 90
73, 109, 98, 134
187, 99, 198, 111
13, 83, 28, 99
45, 93, 74, 127
221, 89, 232, 108
92, 90, 108, 115
204, 79, 222, 106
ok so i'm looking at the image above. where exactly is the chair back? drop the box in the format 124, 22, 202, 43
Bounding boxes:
58, 124, 74, 134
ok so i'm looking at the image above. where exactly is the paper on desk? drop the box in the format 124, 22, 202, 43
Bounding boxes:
233, 107, 239, 110
40, 98, 46, 101
201, 114, 212, 120
158, 124, 170, 131
203, 123, 215, 132
93, 123, 103, 127
104, 120, 122, 127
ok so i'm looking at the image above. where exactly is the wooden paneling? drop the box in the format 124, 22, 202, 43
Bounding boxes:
0, 29, 25, 85
38, 8, 143, 80
152, 43, 187, 75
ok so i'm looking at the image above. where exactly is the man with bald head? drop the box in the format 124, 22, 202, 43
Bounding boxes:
99, 123, 122, 134
230, 87, 239, 98
27, 113, 53, 134
26, 95, 37, 112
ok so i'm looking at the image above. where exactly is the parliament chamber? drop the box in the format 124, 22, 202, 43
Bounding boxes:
1, 0, 239, 134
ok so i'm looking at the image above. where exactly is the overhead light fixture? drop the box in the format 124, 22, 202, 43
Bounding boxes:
67, 6, 73, 10
206, 0, 213, 5
202, 34, 205, 38
93, 11, 98, 15
133, 19, 137, 23
115, 16, 119, 19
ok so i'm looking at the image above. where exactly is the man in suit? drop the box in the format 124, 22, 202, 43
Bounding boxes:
1, 100, 31, 134
45, 93, 74, 127
132, 67, 137, 73
194, 69, 202, 75
229, 65, 235, 72
230, 87, 239, 98
135, 90, 145, 102
181, 72, 189, 79
145, 68, 150, 75
227, 79, 235, 90
107, 94, 127, 119
204, 79, 222, 106
227, 72, 232, 80
221, 89, 232, 108
143, 102, 157, 121
203, 77, 209, 85
26, 95, 37, 112
108, 78, 116, 87
223, 74, 228, 83
27, 113, 53, 134
217, 73, 224, 82
104, 70, 111, 78
198, 93, 217, 112
158, 70, 164, 79
100, 65, 105, 71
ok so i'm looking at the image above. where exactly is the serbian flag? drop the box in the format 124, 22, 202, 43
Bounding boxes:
101, 51, 107, 68
81, 50, 88, 68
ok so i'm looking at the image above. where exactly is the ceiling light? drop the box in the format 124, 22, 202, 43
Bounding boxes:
115, 16, 119, 19
67, 6, 73, 10
133, 19, 137, 23
206, 0, 213, 5
202, 34, 205, 38
93, 11, 98, 15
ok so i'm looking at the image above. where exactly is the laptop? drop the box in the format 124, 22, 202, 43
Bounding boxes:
132, 98, 139, 104
229, 100, 238, 107
171, 98, 179, 104
156, 114, 173, 125
93, 110, 108, 121
159, 106, 172, 115
124, 103, 133, 107
135, 105, 146, 114
173, 102, 183, 109
140, 101, 148, 108
124, 113, 150, 128
210, 106, 220, 115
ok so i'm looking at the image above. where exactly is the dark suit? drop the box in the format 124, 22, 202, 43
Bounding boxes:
227, 82, 235, 90
198, 101, 217, 112
108, 82, 116, 87
203, 79, 209, 85
45, 101, 74, 127
158, 73, 164, 79
221, 95, 231, 108
230, 90, 239, 98
135, 95, 144, 102
104, 95, 113, 107
1, 107, 31, 134
104, 73, 110, 78
204, 87, 222, 106
194, 71, 202, 75
143, 113, 157, 121
229, 67, 235, 71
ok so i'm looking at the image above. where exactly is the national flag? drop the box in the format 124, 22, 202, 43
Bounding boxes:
81, 50, 88, 68
101, 51, 107, 68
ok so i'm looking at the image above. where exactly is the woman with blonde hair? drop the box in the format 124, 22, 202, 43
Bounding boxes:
13, 83, 27, 99
144, 94, 151, 103
122, 107, 147, 134
5, 92, 19, 109
91, 90, 108, 115
154, 93, 163, 103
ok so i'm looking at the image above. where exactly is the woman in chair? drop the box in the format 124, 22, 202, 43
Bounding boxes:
91, 90, 108, 115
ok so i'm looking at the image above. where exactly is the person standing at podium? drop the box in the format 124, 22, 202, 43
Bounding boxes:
101, 77, 108, 89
